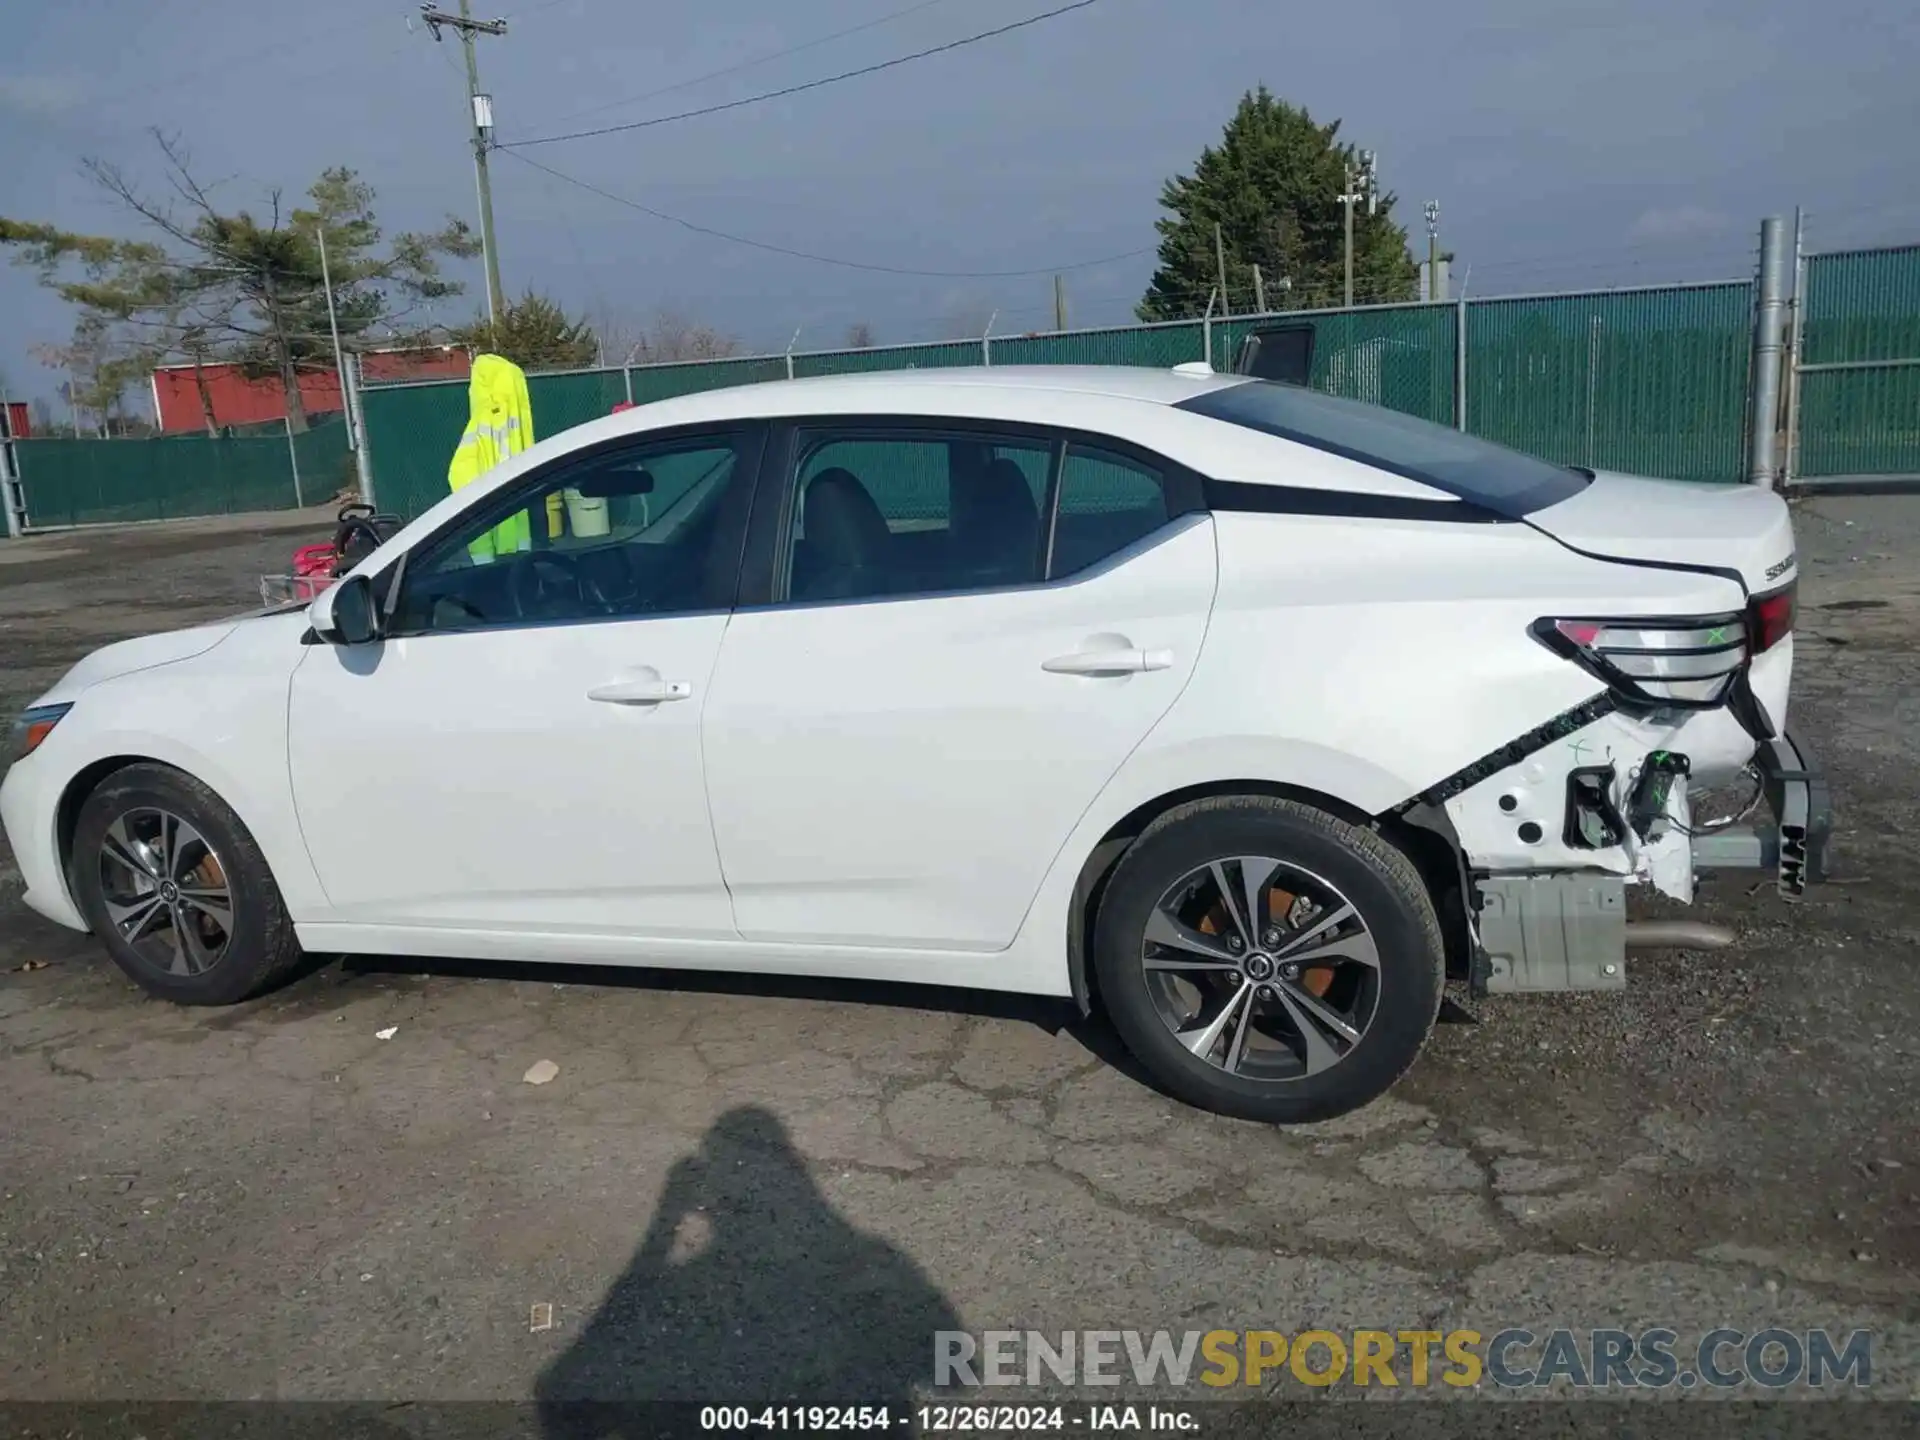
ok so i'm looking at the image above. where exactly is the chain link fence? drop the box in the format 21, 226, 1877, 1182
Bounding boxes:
12, 418, 349, 529
1466, 283, 1754, 482
15, 239, 1918, 535
359, 285, 1765, 520
1794, 243, 1920, 481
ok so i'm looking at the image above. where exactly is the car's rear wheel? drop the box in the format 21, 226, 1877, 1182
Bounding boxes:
1092, 795, 1445, 1123
70, 762, 304, 1006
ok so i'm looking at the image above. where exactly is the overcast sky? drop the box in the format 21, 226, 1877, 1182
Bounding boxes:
2, 0, 1916, 409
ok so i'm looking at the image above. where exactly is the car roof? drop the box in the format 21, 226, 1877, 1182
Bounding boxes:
626, 364, 1250, 420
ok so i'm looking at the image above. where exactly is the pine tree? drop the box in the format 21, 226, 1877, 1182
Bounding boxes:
1, 132, 476, 430
452, 291, 598, 370
1138, 88, 1417, 321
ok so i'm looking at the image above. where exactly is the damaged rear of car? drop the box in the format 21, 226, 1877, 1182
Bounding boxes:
1174, 381, 1831, 1003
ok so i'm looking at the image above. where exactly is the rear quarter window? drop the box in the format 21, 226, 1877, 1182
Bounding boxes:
1178, 381, 1590, 516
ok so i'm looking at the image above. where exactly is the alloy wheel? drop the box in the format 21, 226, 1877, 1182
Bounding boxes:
96, 807, 235, 977
1141, 856, 1380, 1081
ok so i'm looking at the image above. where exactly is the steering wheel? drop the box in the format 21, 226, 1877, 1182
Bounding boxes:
430, 593, 488, 629
507, 549, 612, 619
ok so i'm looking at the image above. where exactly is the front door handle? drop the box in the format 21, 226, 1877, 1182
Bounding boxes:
1041, 647, 1174, 677
587, 677, 693, 705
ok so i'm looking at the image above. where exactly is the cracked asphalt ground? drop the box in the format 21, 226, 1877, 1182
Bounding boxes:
1, 497, 1916, 1409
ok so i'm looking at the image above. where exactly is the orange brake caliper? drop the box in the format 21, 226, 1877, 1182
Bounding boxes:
1201, 889, 1336, 997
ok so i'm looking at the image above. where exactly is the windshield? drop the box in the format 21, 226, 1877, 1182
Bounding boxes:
1178, 380, 1591, 516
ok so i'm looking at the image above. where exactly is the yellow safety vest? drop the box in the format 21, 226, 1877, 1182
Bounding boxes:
447, 354, 561, 560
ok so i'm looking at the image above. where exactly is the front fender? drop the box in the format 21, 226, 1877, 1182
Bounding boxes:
48, 670, 326, 921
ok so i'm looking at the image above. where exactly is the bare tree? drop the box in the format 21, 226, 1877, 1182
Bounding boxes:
624, 308, 742, 364
844, 321, 876, 349
587, 303, 643, 370
30, 321, 144, 437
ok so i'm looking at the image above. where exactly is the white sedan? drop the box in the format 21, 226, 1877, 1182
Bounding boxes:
1, 367, 1828, 1121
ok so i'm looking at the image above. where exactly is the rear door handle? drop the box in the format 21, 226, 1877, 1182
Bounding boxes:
587, 677, 692, 705
1041, 648, 1173, 677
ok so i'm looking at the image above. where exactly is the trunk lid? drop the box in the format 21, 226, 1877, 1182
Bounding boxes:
1527, 470, 1796, 595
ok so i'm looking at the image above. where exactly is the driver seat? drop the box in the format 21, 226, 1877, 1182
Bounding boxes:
793, 468, 892, 600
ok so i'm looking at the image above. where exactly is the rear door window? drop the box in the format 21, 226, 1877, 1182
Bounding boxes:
1050, 445, 1173, 578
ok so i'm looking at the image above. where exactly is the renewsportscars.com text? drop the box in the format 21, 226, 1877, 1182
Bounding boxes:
935, 1327, 1873, 1390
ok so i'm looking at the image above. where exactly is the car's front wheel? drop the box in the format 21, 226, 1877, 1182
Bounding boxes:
70, 762, 305, 1006
1092, 795, 1445, 1124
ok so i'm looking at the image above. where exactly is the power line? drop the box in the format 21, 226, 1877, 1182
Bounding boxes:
498, 147, 1152, 277
531, 0, 960, 130
502, 0, 1105, 148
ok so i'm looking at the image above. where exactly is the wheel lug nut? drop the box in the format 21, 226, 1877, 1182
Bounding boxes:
1280, 963, 1300, 980
1258, 984, 1276, 999
1262, 928, 1281, 948
1226, 936, 1244, 953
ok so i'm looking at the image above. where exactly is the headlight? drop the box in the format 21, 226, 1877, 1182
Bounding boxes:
12, 703, 72, 760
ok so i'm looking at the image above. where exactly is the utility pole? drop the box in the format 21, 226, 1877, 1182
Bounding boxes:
422, 3, 508, 326
315, 226, 353, 453
1252, 264, 1266, 314
1214, 222, 1231, 317
1338, 149, 1379, 309
1053, 273, 1068, 331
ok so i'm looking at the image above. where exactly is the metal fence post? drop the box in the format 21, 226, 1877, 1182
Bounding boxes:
0, 403, 22, 537
1747, 215, 1791, 486
1202, 289, 1217, 369
982, 311, 998, 366
622, 365, 634, 405
785, 327, 802, 381
1454, 295, 1468, 431
1782, 207, 1807, 488
345, 352, 377, 508
285, 416, 305, 508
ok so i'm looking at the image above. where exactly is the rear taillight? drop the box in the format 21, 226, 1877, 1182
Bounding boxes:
1532, 613, 1749, 708
1748, 583, 1795, 653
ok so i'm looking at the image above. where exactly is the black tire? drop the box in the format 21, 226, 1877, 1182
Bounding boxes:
70, 762, 305, 1006
1092, 795, 1445, 1124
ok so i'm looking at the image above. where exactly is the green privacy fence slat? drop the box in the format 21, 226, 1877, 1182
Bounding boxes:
16, 419, 347, 529
363, 384, 468, 522
291, 420, 355, 500
1801, 245, 1920, 366
992, 322, 1206, 370
1465, 283, 1753, 482
793, 341, 982, 376
1797, 246, 1920, 477
1796, 367, 1920, 477
528, 369, 629, 435
629, 356, 789, 402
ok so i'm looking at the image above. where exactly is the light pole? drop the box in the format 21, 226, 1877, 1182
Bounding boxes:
1424, 200, 1441, 301
1339, 149, 1379, 309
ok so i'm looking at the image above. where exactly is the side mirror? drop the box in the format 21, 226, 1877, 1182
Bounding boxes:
312, 573, 381, 646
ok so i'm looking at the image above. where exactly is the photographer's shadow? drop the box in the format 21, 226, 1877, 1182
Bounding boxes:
537, 1105, 959, 1435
